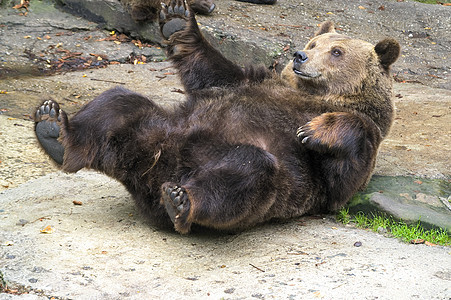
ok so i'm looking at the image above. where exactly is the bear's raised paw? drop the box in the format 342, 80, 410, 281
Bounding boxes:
161, 182, 192, 234
159, 0, 191, 40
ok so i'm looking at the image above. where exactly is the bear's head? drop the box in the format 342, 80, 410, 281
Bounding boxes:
282, 21, 400, 97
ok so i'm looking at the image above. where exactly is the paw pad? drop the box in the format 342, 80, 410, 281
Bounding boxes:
159, 0, 190, 39
161, 183, 190, 225
166, 185, 186, 213
34, 100, 65, 165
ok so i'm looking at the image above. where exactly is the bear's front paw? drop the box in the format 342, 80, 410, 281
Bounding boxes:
297, 112, 366, 156
297, 112, 354, 155
159, 0, 191, 40
296, 120, 333, 152
34, 100, 66, 165
161, 182, 192, 234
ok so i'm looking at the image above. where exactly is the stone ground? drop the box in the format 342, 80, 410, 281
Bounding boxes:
0, 0, 450, 299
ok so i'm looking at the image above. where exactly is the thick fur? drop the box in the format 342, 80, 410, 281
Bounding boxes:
34, 1, 399, 233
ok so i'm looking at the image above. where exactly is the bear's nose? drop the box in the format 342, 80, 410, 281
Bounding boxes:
293, 51, 308, 64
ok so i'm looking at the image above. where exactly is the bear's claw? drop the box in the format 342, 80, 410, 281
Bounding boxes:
296, 123, 311, 144
161, 182, 192, 233
297, 120, 329, 151
159, 0, 190, 40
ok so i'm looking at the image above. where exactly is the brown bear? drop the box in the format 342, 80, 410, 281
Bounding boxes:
34, 0, 400, 234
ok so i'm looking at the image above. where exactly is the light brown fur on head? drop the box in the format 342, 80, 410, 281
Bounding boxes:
281, 21, 400, 137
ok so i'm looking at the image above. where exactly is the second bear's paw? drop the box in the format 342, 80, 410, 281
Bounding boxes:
161, 182, 192, 234
159, 0, 191, 40
190, 0, 215, 15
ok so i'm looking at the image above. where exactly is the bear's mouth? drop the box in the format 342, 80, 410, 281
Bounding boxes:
292, 69, 320, 79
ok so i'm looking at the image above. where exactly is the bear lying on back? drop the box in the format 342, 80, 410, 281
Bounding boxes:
34, 0, 400, 234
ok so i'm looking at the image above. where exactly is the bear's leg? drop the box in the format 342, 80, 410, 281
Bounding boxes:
159, 0, 270, 92
34, 88, 181, 229
161, 142, 279, 233
34, 87, 170, 175
297, 112, 382, 211
34, 100, 66, 165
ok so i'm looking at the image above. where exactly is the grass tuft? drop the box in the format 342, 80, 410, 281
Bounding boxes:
336, 208, 451, 246
412, 0, 451, 3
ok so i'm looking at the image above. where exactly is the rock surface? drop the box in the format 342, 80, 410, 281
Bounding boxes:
1, 171, 450, 299
349, 175, 451, 231
56, 0, 451, 89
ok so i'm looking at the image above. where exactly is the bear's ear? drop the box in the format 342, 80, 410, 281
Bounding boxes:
314, 21, 336, 36
375, 38, 400, 71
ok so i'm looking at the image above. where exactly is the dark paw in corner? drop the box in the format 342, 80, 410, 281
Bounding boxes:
191, 0, 215, 15
159, 0, 191, 40
236, 0, 277, 4
161, 182, 192, 234
34, 100, 65, 165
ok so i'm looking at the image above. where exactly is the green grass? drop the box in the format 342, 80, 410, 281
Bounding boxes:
412, 0, 451, 3
336, 208, 451, 246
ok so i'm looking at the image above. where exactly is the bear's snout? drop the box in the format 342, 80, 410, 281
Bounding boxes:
293, 51, 309, 75
292, 51, 319, 78
293, 51, 308, 65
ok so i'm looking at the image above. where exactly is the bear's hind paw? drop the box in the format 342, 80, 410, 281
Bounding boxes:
159, 0, 191, 40
34, 100, 66, 165
161, 182, 192, 234
35, 100, 62, 123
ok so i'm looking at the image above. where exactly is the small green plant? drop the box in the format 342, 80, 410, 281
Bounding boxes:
353, 212, 369, 228
336, 207, 351, 224
336, 208, 451, 246
413, 0, 451, 3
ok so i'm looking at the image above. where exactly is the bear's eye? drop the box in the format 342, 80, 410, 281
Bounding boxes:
308, 42, 316, 49
331, 48, 343, 57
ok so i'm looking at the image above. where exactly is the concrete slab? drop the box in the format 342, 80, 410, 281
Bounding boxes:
1, 172, 450, 299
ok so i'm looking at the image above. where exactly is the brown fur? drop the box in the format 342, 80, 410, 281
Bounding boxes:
34, 2, 400, 234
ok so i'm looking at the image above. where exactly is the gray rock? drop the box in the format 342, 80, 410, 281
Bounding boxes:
0, 0, 165, 77
57, 0, 162, 42
57, 0, 286, 68
348, 176, 451, 231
